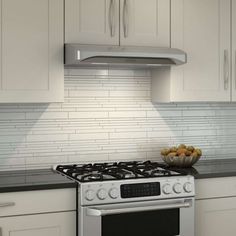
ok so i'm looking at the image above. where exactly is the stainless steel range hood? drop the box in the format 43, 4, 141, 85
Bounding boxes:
64, 44, 187, 68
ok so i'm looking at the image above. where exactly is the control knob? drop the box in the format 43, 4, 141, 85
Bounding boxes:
109, 188, 119, 199
173, 183, 182, 194
162, 184, 172, 194
97, 189, 107, 200
85, 189, 95, 201
184, 182, 193, 193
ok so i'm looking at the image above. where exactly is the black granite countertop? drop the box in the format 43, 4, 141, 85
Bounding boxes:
171, 158, 236, 179
0, 168, 76, 193
0, 159, 236, 193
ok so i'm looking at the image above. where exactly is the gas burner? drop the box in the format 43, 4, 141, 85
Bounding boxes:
54, 161, 185, 183
82, 174, 103, 182
151, 169, 171, 176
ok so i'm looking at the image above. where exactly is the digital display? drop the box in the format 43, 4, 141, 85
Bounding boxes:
120, 182, 161, 198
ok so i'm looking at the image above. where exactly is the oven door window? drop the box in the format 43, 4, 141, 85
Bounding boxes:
102, 208, 179, 236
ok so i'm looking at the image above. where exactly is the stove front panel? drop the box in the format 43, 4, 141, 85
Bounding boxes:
79, 175, 194, 206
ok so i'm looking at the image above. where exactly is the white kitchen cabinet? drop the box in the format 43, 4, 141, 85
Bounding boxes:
196, 197, 236, 236
152, 0, 231, 102
0, 188, 76, 236
171, 0, 231, 102
0, 212, 76, 236
65, 0, 119, 45
120, 0, 170, 47
65, 0, 170, 47
195, 177, 236, 236
0, 0, 64, 103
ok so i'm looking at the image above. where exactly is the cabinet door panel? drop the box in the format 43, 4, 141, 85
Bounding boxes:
171, 0, 231, 102
65, 0, 119, 45
2, 0, 48, 91
120, 0, 170, 47
0, 0, 64, 103
196, 198, 236, 236
0, 212, 76, 236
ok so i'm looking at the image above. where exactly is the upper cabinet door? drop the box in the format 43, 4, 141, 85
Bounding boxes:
0, 0, 64, 103
171, 0, 231, 102
65, 0, 119, 45
120, 0, 170, 47
232, 0, 236, 101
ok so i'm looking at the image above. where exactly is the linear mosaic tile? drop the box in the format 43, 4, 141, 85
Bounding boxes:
0, 68, 234, 170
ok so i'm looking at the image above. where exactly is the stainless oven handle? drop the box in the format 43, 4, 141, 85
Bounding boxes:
87, 199, 192, 217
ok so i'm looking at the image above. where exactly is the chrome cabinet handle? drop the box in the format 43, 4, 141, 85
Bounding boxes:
224, 49, 229, 90
109, 0, 116, 37
0, 202, 15, 207
87, 199, 192, 217
123, 0, 129, 38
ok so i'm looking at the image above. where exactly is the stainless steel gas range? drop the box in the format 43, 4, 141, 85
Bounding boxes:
54, 161, 195, 236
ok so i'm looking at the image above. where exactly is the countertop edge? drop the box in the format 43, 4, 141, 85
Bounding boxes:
0, 182, 77, 193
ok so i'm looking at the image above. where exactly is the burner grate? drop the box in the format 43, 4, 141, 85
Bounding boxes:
55, 161, 184, 183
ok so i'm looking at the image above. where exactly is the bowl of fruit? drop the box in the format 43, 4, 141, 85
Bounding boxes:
161, 144, 202, 168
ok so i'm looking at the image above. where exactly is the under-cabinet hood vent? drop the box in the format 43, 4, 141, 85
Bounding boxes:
64, 44, 187, 68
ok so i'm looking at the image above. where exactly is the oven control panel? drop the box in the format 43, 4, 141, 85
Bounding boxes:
121, 182, 160, 198
80, 175, 195, 206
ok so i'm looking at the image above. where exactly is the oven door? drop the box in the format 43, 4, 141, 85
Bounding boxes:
79, 197, 194, 236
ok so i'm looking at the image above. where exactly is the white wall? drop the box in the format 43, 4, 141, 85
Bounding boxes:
0, 68, 234, 170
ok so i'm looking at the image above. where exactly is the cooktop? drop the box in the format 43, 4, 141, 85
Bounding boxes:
54, 160, 185, 183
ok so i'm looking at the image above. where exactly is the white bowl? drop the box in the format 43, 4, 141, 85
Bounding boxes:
161, 155, 201, 168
